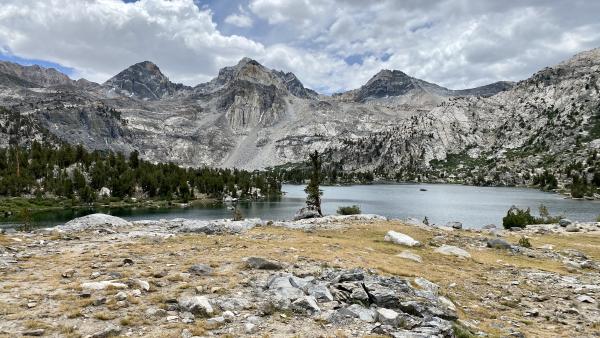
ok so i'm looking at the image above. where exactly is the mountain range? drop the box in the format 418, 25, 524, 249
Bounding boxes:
1, 48, 599, 189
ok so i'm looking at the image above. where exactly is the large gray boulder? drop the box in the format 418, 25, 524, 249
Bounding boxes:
434, 245, 471, 258
57, 213, 132, 231
384, 230, 421, 247
487, 238, 512, 250
293, 206, 322, 221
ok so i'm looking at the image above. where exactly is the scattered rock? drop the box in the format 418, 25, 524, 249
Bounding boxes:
565, 224, 580, 232
115, 291, 127, 301
61, 268, 76, 278
222, 310, 235, 322
188, 264, 213, 275
87, 324, 121, 338
81, 281, 128, 290
245, 257, 282, 270
447, 221, 463, 229
559, 219, 573, 227
434, 245, 471, 258
145, 307, 168, 318
482, 224, 497, 229
487, 238, 512, 250
22, 329, 45, 336
577, 295, 596, 303
122, 258, 134, 266
384, 230, 421, 247
244, 323, 257, 334
396, 250, 422, 263
178, 295, 214, 316
136, 279, 150, 291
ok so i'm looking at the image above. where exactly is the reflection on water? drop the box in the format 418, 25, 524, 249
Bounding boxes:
2, 184, 599, 229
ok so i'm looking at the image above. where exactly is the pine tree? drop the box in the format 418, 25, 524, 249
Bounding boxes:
304, 150, 323, 216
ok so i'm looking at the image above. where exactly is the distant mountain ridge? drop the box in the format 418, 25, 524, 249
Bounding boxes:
0, 49, 598, 191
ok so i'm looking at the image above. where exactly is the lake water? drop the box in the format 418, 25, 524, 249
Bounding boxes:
1, 184, 599, 229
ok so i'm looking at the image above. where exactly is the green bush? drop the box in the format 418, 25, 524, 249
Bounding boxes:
596, 214, 600, 222
518, 237, 532, 248
503, 206, 536, 229
337, 205, 361, 215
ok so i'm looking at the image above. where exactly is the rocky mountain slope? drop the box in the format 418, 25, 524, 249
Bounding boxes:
0, 48, 598, 190
324, 48, 600, 191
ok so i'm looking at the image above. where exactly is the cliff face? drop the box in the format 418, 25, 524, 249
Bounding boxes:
0, 49, 598, 186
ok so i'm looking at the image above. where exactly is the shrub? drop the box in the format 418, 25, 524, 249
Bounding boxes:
596, 214, 600, 222
518, 237, 531, 248
337, 205, 361, 215
502, 206, 536, 229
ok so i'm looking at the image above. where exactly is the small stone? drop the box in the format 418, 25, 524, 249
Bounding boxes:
145, 307, 168, 318
122, 258, 134, 266
482, 224, 497, 229
22, 329, 45, 336
206, 316, 225, 328
178, 295, 214, 316
88, 324, 121, 338
188, 264, 213, 275
136, 279, 150, 291
447, 221, 463, 229
396, 251, 422, 263
115, 291, 127, 301
81, 281, 128, 290
222, 310, 235, 322
434, 245, 471, 258
92, 297, 107, 306
131, 289, 142, 297
90, 271, 101, 279
524, 308, 539, 317
166, 315, 179, 322
577, 295, 596, 303
62, 269, 76, 278
245, 323, 257, 334
245, 257, 283, 270
181, 311, 195, 324
79, 291, 92, 298
26, 302, 37, 308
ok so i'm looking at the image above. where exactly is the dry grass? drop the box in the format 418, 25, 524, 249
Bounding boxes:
2, 220, 598, 338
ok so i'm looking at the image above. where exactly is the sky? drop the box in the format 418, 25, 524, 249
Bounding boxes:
0, 0, 599, 94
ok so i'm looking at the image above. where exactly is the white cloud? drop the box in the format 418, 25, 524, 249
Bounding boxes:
0, 0, 599, 93
224, 5, 253, 28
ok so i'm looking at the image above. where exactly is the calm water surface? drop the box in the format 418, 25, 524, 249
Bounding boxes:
2, 184, 599, 229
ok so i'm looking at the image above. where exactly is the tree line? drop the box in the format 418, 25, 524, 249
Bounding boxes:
0, 142, 282, 202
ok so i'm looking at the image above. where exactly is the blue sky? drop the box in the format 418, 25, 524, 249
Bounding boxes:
1, 0, 599, 94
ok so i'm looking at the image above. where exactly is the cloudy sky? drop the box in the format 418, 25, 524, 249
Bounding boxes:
0, 0, 599, 94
